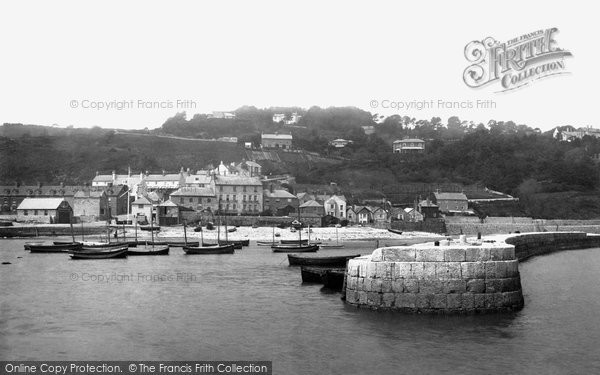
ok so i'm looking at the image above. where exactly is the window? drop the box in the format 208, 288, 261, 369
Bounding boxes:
219, 186, 223, 192
330, 204, 334, 209
44, 210, 48, 216
226, 195, 230, 201
254, 187, 257, 193
34, 210, 38, 215
243, 186, 247, 192
24, 210, 28, 216
233, 186, 237, 192
243, 195, 246, 201
340, 205, 344, 211
233, 204, 236, 210
287, 198, 291, 202
189, 198, 193, 203
207, 198, 211, 203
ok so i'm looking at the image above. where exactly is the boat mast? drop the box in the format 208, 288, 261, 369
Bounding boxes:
81, 221, 85, 242
127, 166, 131, 224
69, 212, 75, 244
200, 219, 204, 245
183, 220, 188, 246
150, 215, 154, 248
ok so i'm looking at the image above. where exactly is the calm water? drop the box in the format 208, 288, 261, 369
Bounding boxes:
1, 238, 600, 374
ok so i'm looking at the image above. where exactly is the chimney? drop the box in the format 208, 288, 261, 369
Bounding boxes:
270, 184, 274, 193
96, 171, 99, 176
60, 182, 64, 188
162, 170, 166, 176
112, 170, 116, 180
37, 181, 42, 188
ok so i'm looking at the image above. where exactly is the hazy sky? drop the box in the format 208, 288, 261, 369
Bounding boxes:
0, 1, 596, 130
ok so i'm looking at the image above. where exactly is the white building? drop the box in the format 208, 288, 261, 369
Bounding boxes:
324, 195, 346, 219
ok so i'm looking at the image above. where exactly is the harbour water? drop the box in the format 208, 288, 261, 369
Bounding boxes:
1, 238, 599, 374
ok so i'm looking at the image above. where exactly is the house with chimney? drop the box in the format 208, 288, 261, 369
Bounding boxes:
433, 192, 469, 214
16, 198, 72, 224
214, 175, 263, 215
324, 195, 346, 220
170, 187, 218, 213
72, 190, 108, 222
263, 186, 298, 216
261, 133, 293, 149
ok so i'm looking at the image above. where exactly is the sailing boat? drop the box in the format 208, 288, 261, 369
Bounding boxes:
127, 217, 169, 255
257, 224, 279, 246
271, 203, 319, 253
184, 201, 234, 254
320, 224, 345, 248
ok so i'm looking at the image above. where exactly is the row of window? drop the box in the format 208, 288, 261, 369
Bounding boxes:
218, 204, 260, 212
265, 198, 293, 203
180, 197, 212, 204
218, 186, 259, 193
22, 210, 49, 216
219, 194, 259, 202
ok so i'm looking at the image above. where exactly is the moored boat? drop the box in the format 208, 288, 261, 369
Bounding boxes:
29, 242, 82, 253
69, 246, 128, 259
183, 244, 235, 254
322, 268, 346, 291
127, 245, 170, 256
272, 244, 319, 253
300, 266, 345, 283
257, 240, 278, 246
287, 254, 359, 267
140, 225, 161, 232
280, 239, 309, 245
388, 229, 403, 235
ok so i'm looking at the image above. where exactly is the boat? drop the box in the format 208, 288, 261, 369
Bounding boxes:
257, 240, 278, 246
281, 239, 309, 245
194, 226, 203, 232
69, 246, 128, 259
272, 244, 319, 253
388, 229, 403, 235
227, 227, 236, 233
287, 254, 359, 267
205, 222, 215, 230
140, 225, 160, 231
127, 244, 169, 256
203, 241, 242, 249
183, 244, 235, 254
54, 241, 136, 248
320, 225, 345, 248
252, 223, 258, 229
300, 266, 345, 283
165, 241, 199, 247
24, 241, 45, 250
29, 242, 82, 253
322, 269, 346, 291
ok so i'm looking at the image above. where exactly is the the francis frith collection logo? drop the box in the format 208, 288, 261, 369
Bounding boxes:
463, 28, 572, 92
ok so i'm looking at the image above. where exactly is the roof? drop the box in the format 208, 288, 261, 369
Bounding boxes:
133, 196, 151, 205
244, 160, 262, 168
92, 174, 142, 185
158, 200, 178, 207
300, 200, 322, 208
171, 187, 216, 197
74, 190, 105, 198
1, 185, 80, 196
145, 173, 183, 182
262, 133, 293, 140
356, 206, 372, 213
434, 192, 468, 201
419, 200, 438, 207
17, 198, 67, 210
393, 138, 425, 143
185, 175, 212, 185
264, 189, 297, 199
325, 194, 347, 203
214, 175, 262, 186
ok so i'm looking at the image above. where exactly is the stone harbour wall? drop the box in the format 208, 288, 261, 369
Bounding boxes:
506, 232, 600, 261
344, 242, 524, 313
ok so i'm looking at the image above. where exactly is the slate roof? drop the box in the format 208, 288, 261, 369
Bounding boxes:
171, 187, 216, 197
74, 191, 105, 198
264, 190, 296, 199
393, 138, 425, 143
262, 133, 293, 140
434, 192, 468, 201
17, 198, 66, 210
299, 200, 322, 208
133, 196, 151, 205
214, 175, 262, 186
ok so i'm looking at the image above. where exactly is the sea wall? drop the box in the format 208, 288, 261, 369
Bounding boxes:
505, 232, 600, 261
344, 241, 524, 313
445, 217, 600, 235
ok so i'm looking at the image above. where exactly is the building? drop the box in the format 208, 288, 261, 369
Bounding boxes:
0, 183, 80, 213
208, 111, 236, 119
92, 171, 143, 198
263, 187, 298, 216
185, 173, 214, 188
418, 199, 440, 219
73, 190, 108, 222
131, 196, 153, 223
214, 175, 263, 215
217, 137, 238, 143
393, 138, 425, 153
170, 187, 218, 213
261, 133, 293, 150
273, 113, 301, 125
299, 200, 325, 217
346, 207, 357, 223
329, 139, 353, 148
356, 206, 373, 224
324, 195, 346, 220
433, 192, 469, 213
143, 171, 186, 190
238, 160, 262, 177
362, 126, 375, 135
402, 207, 424, 222
372, 207, 389, 224
16, 198, 72, 223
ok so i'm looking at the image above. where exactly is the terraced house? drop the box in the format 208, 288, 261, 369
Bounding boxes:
170, 187, 218, 213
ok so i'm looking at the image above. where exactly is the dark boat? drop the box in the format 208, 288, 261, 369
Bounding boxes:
280, 239, 309, 245
227, 227, 236, 233
322, 269, 346, 291
193, 226, 203, 232
257, 240, 278, 246
69, 246, 128, 259
272, 244, 319, 253
300, 266, 345, 283
165, 241, 199, 247
288, 254, 360, 267
127, 245, 170, 256
388, 229, 403, 235
54, 241, 135, 248
29, 242, 82, 253
140, 225, 160, 232
183, 244, 235, 254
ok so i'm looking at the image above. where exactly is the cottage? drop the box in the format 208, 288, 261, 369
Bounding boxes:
73, 190, 108, 222
16, 198, 72, 224
0, 183, 79, 213
131, 196, 153, 224
263, 187, 298, 216
356, 206, 373, 224
433, 192, 468, 213
261, 133, 293, 149
324, 195, 346, 220
329, 139, 353, 148
419, 199, 440, 219
393, 138, 425, 153
402, 207, 424, 222
346, 207, 358, 223
299, 200, 325, 217
372, 207, 390, 224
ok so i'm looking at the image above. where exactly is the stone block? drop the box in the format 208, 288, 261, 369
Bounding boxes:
444, 248, 466, 262
504, 260, 519, 278
367, 262, 378, 278
419, 280, 443, 294
404, 279, 419, 293
370, 248, 383, 261
466, 279, 485, 293
490, 247, 513, 261
484, 293, 498, 308
411, 262, 425, 278
447, 293, 462, 309
383, 247, 416, 262
381, 280, 393, 293
376, 262, 394, 279
394, 262, 412, 279
358, 291, 368, 304
370, 278, 383, 292
421, 262, 436, 279
474, 294, 486, 309
346, 276, 357, 290
461, 293, 475, 310
396, 293, 416, 309
416, 248, 445, 262
432, 294, 447, 309
358, 262, 368, 278
367, 292, 382, 306
444, 279, 467, 294
485, 262, 499, 279
496, 261, 508, 278
485, 279, 502, 293
391, 279, 404, 293
416, 294, 435, 309
461, 262, 486, 279
382, 293, 395, 308
465, 247, 490, 262
346, 290, 358, 304
347, 263, 359, 277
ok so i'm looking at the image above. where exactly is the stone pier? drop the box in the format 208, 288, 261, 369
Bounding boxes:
344, 241, 524, 313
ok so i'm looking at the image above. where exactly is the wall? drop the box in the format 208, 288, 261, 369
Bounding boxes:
345, 242, 524, 313
445, 217, 600, 235
390, 220, 446, 234
505, 232, 600, 261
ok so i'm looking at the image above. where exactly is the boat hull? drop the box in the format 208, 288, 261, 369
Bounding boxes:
29, 243, 82, 252
288, 254, 359, 267
69, 247, 128, 259
183, 244, 235, 254
127, 245, 170, 256
388, 229, 403, 235
322, 269, 346, 291
272, 244, 319, 253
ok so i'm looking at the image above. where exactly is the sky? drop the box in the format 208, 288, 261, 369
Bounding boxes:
0, 0, 596, 130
